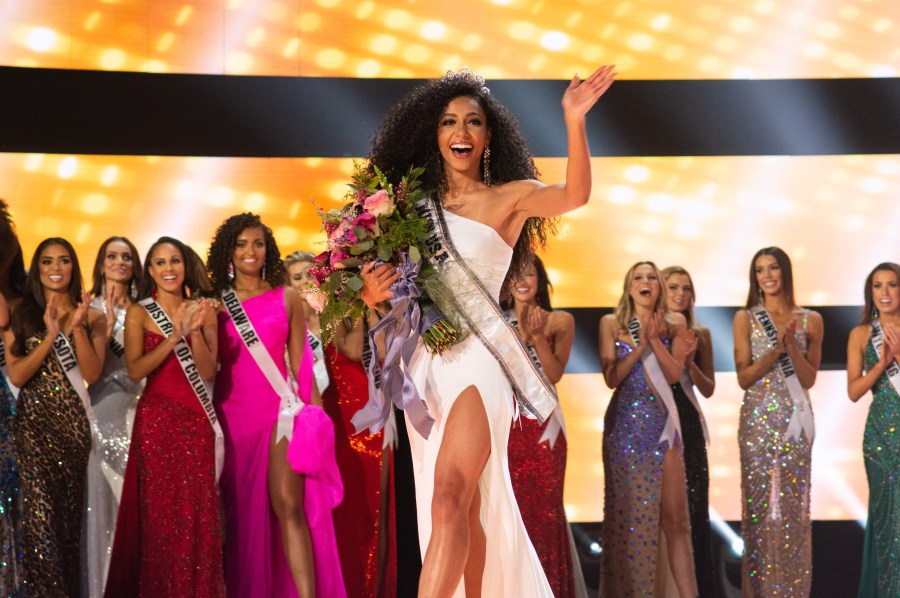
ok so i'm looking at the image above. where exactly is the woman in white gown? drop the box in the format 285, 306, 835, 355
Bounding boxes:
361, 65, 616, 596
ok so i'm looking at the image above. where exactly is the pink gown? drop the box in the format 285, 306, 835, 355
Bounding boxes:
215, 287, 345, 598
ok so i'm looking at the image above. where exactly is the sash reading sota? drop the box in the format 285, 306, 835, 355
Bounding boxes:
503, 309, 566, 448
749, 305, 815, 442
139, 298, 224, 481
627, 317, 681, 448
221, 289, 304, 442
0, 340, 20, 400
51, 331, 95, 436
870, 319, 900, 393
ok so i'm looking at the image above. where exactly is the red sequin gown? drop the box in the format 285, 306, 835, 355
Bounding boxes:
104, 332, 225, 598
507, 334, 580, 598
322, 343, 397, 597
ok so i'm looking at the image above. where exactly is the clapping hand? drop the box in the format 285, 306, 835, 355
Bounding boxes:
43, 294, 60, 339
67, 291, 92, 335
881, 321, 900, 366
561, 65, 617, 121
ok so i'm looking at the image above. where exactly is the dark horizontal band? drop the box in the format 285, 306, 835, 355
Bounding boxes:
566, 305, 861, 374
1, 66, 898, 157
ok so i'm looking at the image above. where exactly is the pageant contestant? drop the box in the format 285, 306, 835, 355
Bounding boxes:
208, 215, 344, 598
0, 200, 25, 595
733, 247, 822, 597
661, 265, 718, 597
599, 261, 697, 597
84, 236, 144, 597
104, 237, 223, 598
285, 250, 395, 596
846, 262, 900, 597
360, 65, 616, 596
7, 238, 106, 597
503, 255, 586, 597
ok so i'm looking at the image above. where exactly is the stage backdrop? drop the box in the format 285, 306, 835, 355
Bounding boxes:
3, 0, 900, 526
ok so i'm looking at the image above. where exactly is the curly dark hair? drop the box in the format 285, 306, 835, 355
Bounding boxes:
89, 236, 143, 302
136, 237, 207, 301
0, 199, 26, 298
207, 213, 286, 295
367, 72, 554, 279
11, 238, 86, 356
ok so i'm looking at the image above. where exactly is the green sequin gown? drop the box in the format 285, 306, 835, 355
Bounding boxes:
858, 342, 900, 597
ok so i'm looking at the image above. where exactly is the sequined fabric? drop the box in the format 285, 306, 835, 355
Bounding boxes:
0, 370, 22, 596
322, 342, 396, 598
739, 313, 812, 597
509, 417, 577, 597
85, 298, 142, 597
602, 338, 674, 597
672, 383, 719, 597
857, 341, 900, 597
15, 333, 91, 598
107, 331, 225, 598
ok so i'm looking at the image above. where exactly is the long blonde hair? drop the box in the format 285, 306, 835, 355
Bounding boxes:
661, 265, 706, 350
615, 261, 669, 331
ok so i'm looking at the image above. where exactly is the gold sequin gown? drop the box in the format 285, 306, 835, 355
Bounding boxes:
739, 311, 813, 597
14, 333, 92, 598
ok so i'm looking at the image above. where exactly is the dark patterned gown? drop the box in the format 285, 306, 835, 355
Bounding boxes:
0, 345, 23, 597
15, 332, 91, 597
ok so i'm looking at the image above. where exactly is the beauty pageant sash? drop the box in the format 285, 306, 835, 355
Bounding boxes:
870, 319, 900, 393
140, 298, 224, 480
352, 195, 558, 439
504, 309, 565, 448
0, 340, 20, 400
627, 317, 681, 448
51, 331, 96, 434
222, 289, 305, 442
678, 370, 709, 445
307, 330, 330, 393
749, 305, 815, 442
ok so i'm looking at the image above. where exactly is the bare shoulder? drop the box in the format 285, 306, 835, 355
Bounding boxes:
733, 309, 750, 325
848, 323, 869, 346
550, 308, 574, 328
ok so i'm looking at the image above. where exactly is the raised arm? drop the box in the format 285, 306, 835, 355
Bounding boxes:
784, 310, 823, 389
523, 308, 574, 384
600, 314, 644, 389
514, 65, 617, 219
6, 297, 60, 387
652, 312, 688, 384
125, 303, 181, 382
67, 292, 107, 385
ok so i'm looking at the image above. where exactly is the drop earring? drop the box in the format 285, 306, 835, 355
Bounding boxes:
227, 262, 235, 282
261, 265, 266, 281
482, 146, 491, 186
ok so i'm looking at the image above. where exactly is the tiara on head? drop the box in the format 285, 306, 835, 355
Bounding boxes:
441, 67, 489, 92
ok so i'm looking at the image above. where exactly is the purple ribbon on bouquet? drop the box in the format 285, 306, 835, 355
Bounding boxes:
351, 253, 435, 439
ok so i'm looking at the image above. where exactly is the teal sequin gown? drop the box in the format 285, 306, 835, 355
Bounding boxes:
858, 342, 900, 597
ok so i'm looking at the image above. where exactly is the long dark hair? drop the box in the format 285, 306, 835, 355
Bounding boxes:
11, 238, 85, 356
0, 199, 26, 298
90, 236, 142, 302
861, 262, 900, 325
207, 213, 286, 295
745, 247, 796, 309
136, 237, 205, 300
367, 70, 553, 280
501, 254, 553, 311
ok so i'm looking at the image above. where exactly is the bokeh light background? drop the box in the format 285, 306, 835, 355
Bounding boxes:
4, 0, 900, 523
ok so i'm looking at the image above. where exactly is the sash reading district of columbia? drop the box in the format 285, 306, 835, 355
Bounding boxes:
221, 289, 304, 442
627, 317, 682, 448
139, 298, 225, 481
749, 305, 815, 442
870, 319, 900, 394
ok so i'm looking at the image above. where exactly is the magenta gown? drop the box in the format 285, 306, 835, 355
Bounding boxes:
214, 287, 345, 598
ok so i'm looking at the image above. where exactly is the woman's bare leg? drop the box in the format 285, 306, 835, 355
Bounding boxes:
268, 434, 316, 598
660, 447, 697, 598
464, 486, 486, 597
418, 386, 491, 597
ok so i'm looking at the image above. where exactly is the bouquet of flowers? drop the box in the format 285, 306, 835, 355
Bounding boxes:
307, 162, 462, 354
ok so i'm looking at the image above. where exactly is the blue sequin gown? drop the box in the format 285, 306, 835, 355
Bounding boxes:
0, 360, 22, 596
602, 336, 681, 596
738, 312, 812, 597
858, 342, 900, 597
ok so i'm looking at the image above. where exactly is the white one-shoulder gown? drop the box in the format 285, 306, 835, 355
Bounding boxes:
405, 209, 553, 597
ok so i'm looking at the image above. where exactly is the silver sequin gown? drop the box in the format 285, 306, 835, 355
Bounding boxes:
83, 299, 142, 597
739, 311, 813, 597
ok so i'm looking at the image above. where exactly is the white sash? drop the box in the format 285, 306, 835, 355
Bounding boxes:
627, 317, 681, 448
416, 196, 558, 423
678, 370, 709, 445
504, 309, 566, 447
307, 330, 330, 393
749, 306, 815, 442
51, 331, 95, 435
139, 298, 224, 481
870, 319, 900, 393
0, 340, 20, 400
222, 289, 304, 442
